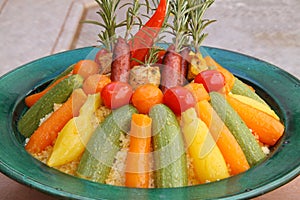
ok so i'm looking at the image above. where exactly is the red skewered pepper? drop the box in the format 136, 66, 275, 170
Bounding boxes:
129, 0, 167, 68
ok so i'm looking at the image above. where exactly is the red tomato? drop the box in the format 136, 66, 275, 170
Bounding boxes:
194, 70, 225, 92
163, 86, 196, 115
101, 82, 133, 109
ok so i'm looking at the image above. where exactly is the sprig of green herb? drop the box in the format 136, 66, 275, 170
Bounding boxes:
84, 0, 123, 51
167, 0, 191, 52
121, 0, 147, 41
188, 0, 216, 53
166, 0, 215, 52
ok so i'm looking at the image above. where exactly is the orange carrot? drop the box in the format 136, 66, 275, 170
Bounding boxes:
185, 82, 210, 102
204, 56, 235, 93
25, 89, 87, 154
131, 84, 163, 114
226, 95, 284, 146
125, 114, 152, 188
195, 100, 250, 175
25, 75, 70, 107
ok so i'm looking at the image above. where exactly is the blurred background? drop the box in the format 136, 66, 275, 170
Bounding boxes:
0, 0, 299, 199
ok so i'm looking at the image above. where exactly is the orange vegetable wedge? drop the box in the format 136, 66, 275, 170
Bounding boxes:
226, 95, 284, 146
125, 114, 152, 188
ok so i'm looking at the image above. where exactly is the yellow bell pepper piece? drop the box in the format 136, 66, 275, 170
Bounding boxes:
47, 94, 101, 167
181, 108, 229, 183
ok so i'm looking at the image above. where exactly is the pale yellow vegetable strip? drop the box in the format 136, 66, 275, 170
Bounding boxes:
47, 94, 101, 167
181, 108, 230, 183
229, 93, 279, 120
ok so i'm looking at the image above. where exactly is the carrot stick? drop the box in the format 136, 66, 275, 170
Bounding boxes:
195, 100, 250, 175
226, 95, 284, 146
204, 56, 235, 93
185, 82, 210, 102
25, 75, 70, 107
125, 114, 152, 188
25, 89, 87, 154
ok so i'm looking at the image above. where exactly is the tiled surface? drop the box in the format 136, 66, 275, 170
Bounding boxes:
0, 0, 74, 76
0, 0, 299, 199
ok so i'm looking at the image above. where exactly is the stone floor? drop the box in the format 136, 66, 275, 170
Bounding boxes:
0, 0, 299, 199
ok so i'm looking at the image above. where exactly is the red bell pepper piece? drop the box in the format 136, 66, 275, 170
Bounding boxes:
129, 0, 167, 68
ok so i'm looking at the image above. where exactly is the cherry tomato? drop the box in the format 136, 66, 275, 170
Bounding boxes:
101, 82, 133, 109
83, 74, 111, 95
163, 86, 196, 115
73, 60, 100, 79
132, 84, 163, 114
194, 70, 225, 92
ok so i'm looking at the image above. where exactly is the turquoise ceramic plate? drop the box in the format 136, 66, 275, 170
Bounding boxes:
0, 46, 299, 199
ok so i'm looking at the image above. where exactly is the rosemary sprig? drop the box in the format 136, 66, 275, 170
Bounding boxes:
84, 0, 123, 51
121, 0, 145, 41
187, 0, 216, 53
167, 0, 191, 52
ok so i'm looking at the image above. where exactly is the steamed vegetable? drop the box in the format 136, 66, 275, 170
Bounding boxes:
101, 81, 133, 109
131, 84, 163, 114
194, 70, 225, 92
204, 56, 235, 93
150, 104, 188, 188
181, 108, 230, 183
47, 94, 101, 167
163, 86, 196, 115
125, 114, 152, 188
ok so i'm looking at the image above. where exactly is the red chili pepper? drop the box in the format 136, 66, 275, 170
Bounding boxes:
129, 0, 167, 68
